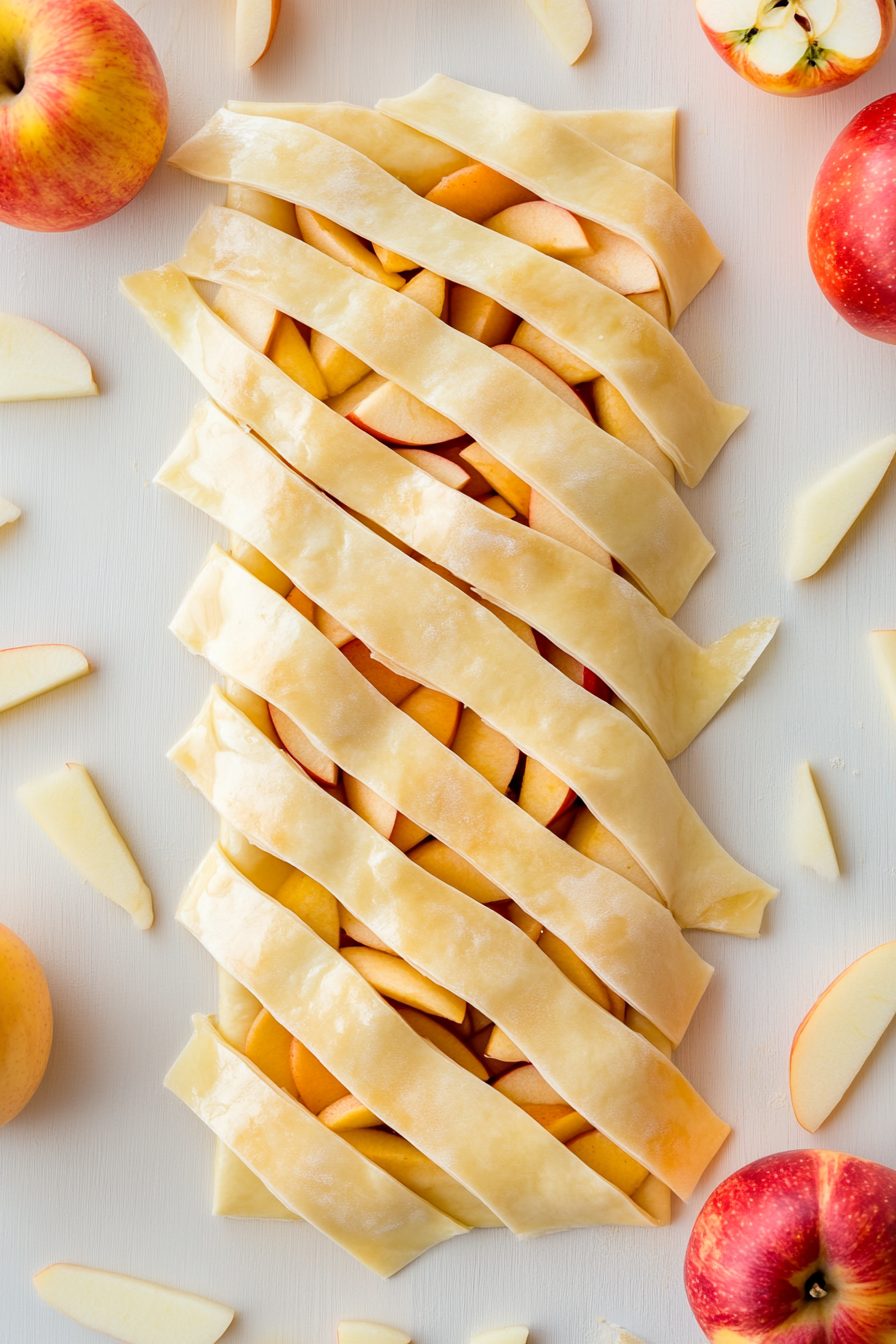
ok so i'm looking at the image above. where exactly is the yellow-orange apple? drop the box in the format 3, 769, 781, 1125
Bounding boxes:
695, 0, 893, 96
0, 922, 52, 1126
0, 0, 168, 231
244, 1007, 297, 1096
685, 1150, 896, 1341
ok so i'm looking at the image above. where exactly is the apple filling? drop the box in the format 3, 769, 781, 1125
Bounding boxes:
696, 0, 883, 75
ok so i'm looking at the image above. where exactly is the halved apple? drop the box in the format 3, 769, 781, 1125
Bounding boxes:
484, 201, 592, 259
406, 838, 508, 904
0, 315, 98, 401
528, 491, 612, 568
212, 285, 279, 354
567, 1129, 648, 1197
245, 1008, 297, 1095
788, 434, 896, 580
318, 1093, 382, 1132
790, 940, 896, 1131
18, 764, 153, 929
424, 162, 537, 222
276, 870, 340, 947
451, 708, 519, 793
268, 315, 328, 400
234, 0, 280, 67
269, 703, 339, 786
0, 496, 21, 528
340, 946, 467, 1022
32, 1264, 234, 1344
793, 761, 839, 880
518, 757, 576, 826
460, 444, 531, 516
511, 322, 598, 383
296, 209, 405, 290
449, 287, 518, 346
0, 644, 89, 714
394, 448, 470, 490
491, 344, 593, 418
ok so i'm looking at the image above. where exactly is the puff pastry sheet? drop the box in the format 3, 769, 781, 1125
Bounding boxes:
226, 101, 677, 188
153, 399, 777, 937
167, 110, 747, 485
178, 210, 725, 634
377, 77, 715, 324
176, 839, 657, 1229
171, 693, 729, 1200
172, 544, 712, 1044
164, 1013, 464, 1273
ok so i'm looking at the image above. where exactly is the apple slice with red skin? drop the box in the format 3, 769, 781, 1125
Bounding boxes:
517, 756, 576, 826
235, 0, 281, 67
685, 1150, 896, 1342
0, 644, 90, 713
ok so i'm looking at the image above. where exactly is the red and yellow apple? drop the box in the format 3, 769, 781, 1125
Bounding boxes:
685, 1149, 896, 1342
809, 93, 896, 342
0, 922, 53, 1126
0, 0, 168, 232
695, 0, 893, 96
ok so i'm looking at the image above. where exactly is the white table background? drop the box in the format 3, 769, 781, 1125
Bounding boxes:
3, 1, 896, 1340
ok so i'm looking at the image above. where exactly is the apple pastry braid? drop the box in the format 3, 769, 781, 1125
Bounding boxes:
174, 840, 661, 1231
168, 109, 747, 485
171, 700, 730, 1200
226, 101, 678, 189
171, 543, 712, 1041
376, 77, 717, 325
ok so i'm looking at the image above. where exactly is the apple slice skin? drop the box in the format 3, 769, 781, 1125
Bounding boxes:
0, 643, 90, 713
32, 1263, 234, 1344
685, 1150, 896, 1342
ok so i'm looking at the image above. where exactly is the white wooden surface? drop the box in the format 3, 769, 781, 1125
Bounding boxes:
3, 2, 896, 1341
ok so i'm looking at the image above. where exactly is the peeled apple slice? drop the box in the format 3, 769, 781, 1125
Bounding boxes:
18, 764, 154, 929
0, 496, 20, 527
521, 0, 591, 62
0, 644, 90, 713
792, 762, 839, 880
788, 434, 896, 579
32, 1263, 234, 1344
790, 940, 896, 1131
595, 1324, 647, 1344
338, 1325, 411, 1344
0, 315, 98, 402
235, 0, 280, 67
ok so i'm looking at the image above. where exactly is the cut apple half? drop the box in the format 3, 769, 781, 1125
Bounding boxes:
337, 1324, 411, 1344
522, 0, 593, 64
32, 1264, 234, 1344
235, 0, 281, 66
18, 764, 154, 929
789, 433, 896, 579
0, 644, 90, 713
0, 315, 98, 402
0, 496, 21, 528
793, 761, 839, 880
790, 940, 896, 1131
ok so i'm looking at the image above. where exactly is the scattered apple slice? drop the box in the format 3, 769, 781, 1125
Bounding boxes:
276, 870, 340, 947
318, 1093, 382, 1132
567, 1129, 648, 1196
0, 644, 90, 713
296, 208, 405, 290
340, 945, 467, 1022
0, 497, 21, 528
790, 940, 896, 1132
511, 322, 598, 383
32, 1264, 234, 1344
595, 1324, 647, 1344
424, 162, 537, 222
491, 344, 593, 418
484, 201, 592, 259
269, 702, 339, 786
470, 1330, 528, 1344
521, 0, 592, 64
793, 762, 839, 880
18, 764, 153, 929
0, 315, 98, 402
451, 708, 519, 793
449, 287, 518, 345
407, 838, 507, 904
211, 285, 279, 353
244, 1008, 297, 1095
338, 1322, 411, 1344
394, 448, 470, 490
289, 1037, 346, 1113
788, 433, 896, 580
234, 0, 280, 67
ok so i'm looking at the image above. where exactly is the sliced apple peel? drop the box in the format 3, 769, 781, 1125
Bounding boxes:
32, 1263, 234, 1344
175, 845, 658, 1228
793, 762, 840, 881
0, 314, 98, 402
788, 434, 896, 580
19, 763, 153, 929
790, 940, 896, 1132
0, 643, 90, 713
167, 110, 747, 485
377, 77, 719, 324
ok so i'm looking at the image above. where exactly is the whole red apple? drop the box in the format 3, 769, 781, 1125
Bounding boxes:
809, 93, 896, 343
0, 0, 168, 232
685, 1150, 896, 1342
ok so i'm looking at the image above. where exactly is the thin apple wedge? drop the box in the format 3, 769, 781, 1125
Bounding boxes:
18, 764, 153, 929
244, 1008, 297, 1095
235, 0, 281, 68
484, 201, 592, 259
790, 940, 896, 1132
0, 314, 98, 401
0, 644, 90, 713
788, 434, 896, 580
521, 0, 592, 63
471, 1331, 528, 1344
32, 1264, 234, 1344
338, 1322, 411, 1344
424, 162, 537, 222
793, 762, 839, 881
341, 945, 467, 1023
318, 1093, 382, 1132
276, 870, 340, 947
0, 496, 21, 528
595, 1321, 647, 1344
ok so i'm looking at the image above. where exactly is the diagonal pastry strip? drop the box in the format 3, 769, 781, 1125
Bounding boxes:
178, 210, 732, 633
154, 400, 777, 936
127, 259, 710, 626
171, 544, 713, 1043
377, 77, 716, 324
167, 109, 747, 485
164, 1013, 466, 1273
176, 839, 658, 1228
172, 703, 730, 1200
227, 101, 678, 188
